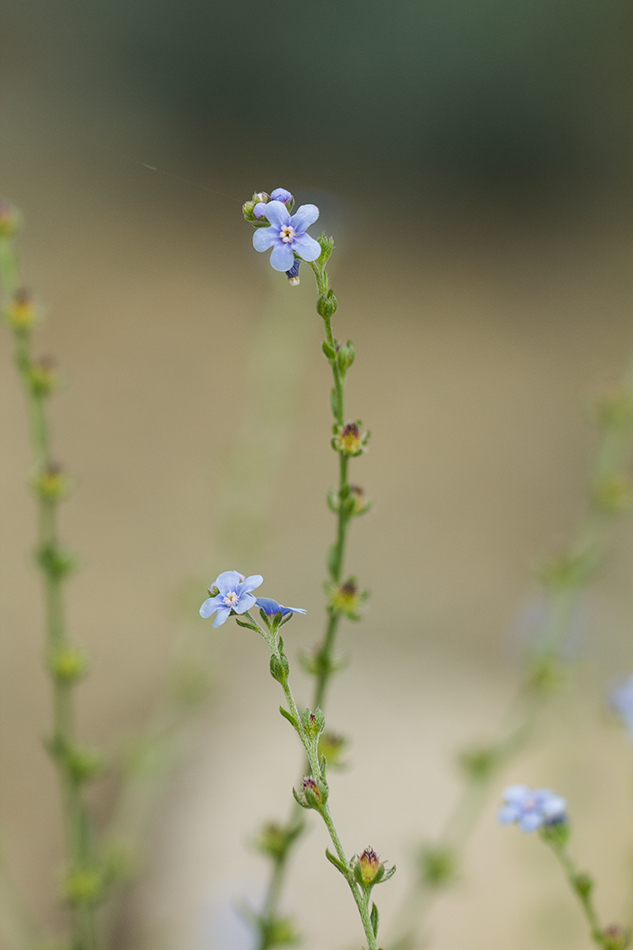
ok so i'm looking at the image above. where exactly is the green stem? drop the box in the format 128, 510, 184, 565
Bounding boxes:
1, 231, 97, 950
546, 838, 608, 948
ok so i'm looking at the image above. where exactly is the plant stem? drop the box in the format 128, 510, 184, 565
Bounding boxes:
0, 231, 98, 950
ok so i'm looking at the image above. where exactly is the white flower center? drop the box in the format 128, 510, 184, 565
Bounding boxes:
280, 225, 297, 244
223, 591, 240, 607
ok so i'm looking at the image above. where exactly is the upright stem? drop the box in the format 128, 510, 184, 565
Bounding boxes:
0, 229, 98, 950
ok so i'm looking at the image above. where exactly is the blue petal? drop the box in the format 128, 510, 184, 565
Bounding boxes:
264, 201, 291, 228
270, 244, 294, 271
212, 606, 232, 627
502, 784, 531, 804
256, 597, 282, 615
270, 188, 293, 204
292, 233, 321, 262
200, 597, 220, 618
291, 203, 319, 232
253, 202, 269, 219
519, 812, 543, 832
497, 804, 520, 825
214, 570, 244, 592
285, 606, 307, 614
253, 227, 278, 252
241, 574, 264, 593
234, 593, 256, 614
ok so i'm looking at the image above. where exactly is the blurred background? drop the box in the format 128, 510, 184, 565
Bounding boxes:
2, 0, 633, 948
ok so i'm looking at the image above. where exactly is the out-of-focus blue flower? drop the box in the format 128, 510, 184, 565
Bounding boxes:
608, 674, 633, 737
253, 201, 321, 271
498, 784, 567, 832
256, 597, 306, 618
253, 187, 294, 219
200, 570, 263, 628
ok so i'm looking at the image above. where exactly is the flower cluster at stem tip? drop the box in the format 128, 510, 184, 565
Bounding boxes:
244, 186, 321, 274
199, 571, 306, 627
498, 784, 567, 832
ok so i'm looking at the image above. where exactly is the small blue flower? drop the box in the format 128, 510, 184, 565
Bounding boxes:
498, 784, 567, 832
253, 187, 294, 219
253, 200, 321, 272
256, 597, 306, 618
608, 674, 633, 737
200, 570, 264, 628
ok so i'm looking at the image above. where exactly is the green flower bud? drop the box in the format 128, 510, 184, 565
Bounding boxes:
331, 421, 369, 457
458, 745, 498, 781
63, 866, 105, 906
28, 356, 59, 397
317, 291, 338, 320
329, 578, 368, 620
594, 389, 633, 429
352, 848, 395, 889
602, 924, 630, 950
293, 775, 328, 809
254, 820, 304, 861
259, 915, 300, 947
301, 707, 325, 740
37, 542, 77, 579
318, 731, 347, 769
5, 289, 38, 330
316, 233, 335, 265
48, 646, 88, 682
270, 651, 290, 684
33, 464, 71, 502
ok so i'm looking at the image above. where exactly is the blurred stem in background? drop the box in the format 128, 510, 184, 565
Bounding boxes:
0, 202, 108, 950
390, 348, 633, 950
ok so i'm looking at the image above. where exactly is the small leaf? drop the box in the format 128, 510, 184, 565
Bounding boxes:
325, 848, 348, 875
235, 619, 260, 632
279, 706, 298, 729
370, 903, 379, 937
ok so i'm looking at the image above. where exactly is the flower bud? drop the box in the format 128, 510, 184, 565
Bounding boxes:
329, 578, 368, 620
349, 485, 371, 515
317, 291, 338, 319
336, 341, 355, 374
594, 389, 633, 429
270, 651, 290, 684
593, 472, 632, 513
33, 463, 71, 502
332, 421, 369, 456
63, 866, 105, 905
301, 707, 325, 740
37, 542, 77, 579
352, 848, 394, 889
602, 924, 630, 950
316, 233, 334, 264
459, 745, 498, 781
49, 646, 88, 682
285, 260, 300, 285
29, 355, 59, 397
5, 289, 38, 330
0, 199, 22, 238
294, 775, 328, 809
254, 820, 304, 861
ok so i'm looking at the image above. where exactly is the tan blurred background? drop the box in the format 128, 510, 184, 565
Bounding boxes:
2, 1, 633, 948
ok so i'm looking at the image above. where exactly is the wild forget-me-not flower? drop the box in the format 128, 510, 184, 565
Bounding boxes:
252, 200, 321, 272
498, 784, 567, 832
200, 570, 263, 627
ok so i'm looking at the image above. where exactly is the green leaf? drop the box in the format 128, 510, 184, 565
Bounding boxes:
325, 848, 348, 876
370, 903, 379, 937
235, 618, 260, 632
279, 706, 298, 729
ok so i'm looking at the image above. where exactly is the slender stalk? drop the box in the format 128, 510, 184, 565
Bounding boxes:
253, 246, 366, 947
1, 221, 100, 950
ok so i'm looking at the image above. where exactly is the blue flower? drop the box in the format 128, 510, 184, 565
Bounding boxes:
200, 570, 263, 628
256, 597, 306, 618
253, 200, 321, 271
498, 784, 567, 832
608, 674, 633, 737
253, 187, 294, 219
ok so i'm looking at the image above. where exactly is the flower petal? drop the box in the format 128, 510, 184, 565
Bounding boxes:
502, 784, 530, 804
263, 200, 291, 228
497, 804, 520, 825
291, 203, 319, 232
234, 593, 256, 614
253, 227, 278, 252
285, 606, 307, 614
200, 597, 220, 618
270, 188, 293, 204
214, 570, 244, 592
241, 574, 264, 593
519, 812, 543, 832
212, 606, 232, 627
292, 233, 321, 262
270, 243, 294, 271
256, 597, 281, 615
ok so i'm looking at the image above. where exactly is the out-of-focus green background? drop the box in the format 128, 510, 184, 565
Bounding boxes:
2, 1, 633, 948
